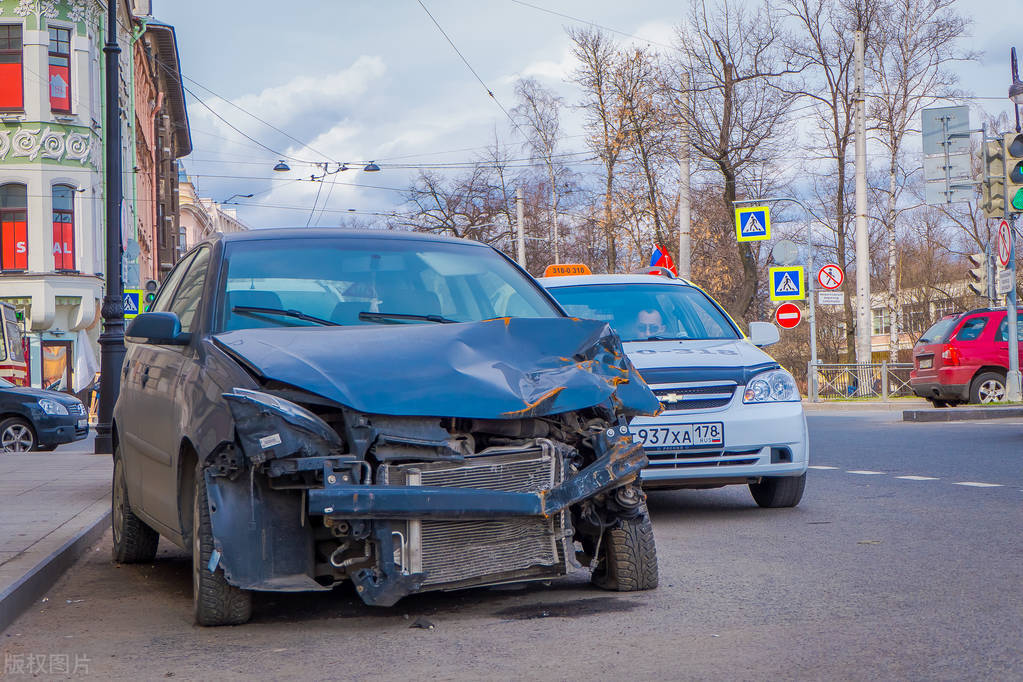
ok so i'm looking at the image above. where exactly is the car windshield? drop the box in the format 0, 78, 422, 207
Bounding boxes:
217, 236, 561, 332
918, 317, 958, 344
547, 283, 740, 342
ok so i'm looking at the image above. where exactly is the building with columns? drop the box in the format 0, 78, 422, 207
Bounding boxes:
0, 0, 189, 393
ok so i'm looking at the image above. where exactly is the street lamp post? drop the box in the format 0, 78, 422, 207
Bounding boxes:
94, 2, 124, 455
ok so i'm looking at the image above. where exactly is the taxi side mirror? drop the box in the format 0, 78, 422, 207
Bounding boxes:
748, 321, 780, 347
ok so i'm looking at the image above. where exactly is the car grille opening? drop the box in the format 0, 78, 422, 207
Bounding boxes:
379, 442, 570, 589
652, 383, 736, 411
644, 447, 763, 469
67, 402, 85, 415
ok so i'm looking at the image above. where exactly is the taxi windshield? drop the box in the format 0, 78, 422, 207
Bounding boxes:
547, 283, 740, 342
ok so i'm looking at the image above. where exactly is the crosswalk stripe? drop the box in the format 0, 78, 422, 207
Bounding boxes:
953, 481, 1003, 488
896, 475, 939, 481
809, 465, 838, 470
847, 470, 885, 475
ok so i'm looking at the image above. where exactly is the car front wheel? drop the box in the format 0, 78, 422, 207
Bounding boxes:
0, 417, 34, 452
590, 501, 658, 591
970, 372, 1006, 404
749, 473, 806, 508
193, 467, 251, 626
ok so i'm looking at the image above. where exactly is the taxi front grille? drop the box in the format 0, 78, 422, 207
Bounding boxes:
653, 384, 735, 411
645, 447, 762, 468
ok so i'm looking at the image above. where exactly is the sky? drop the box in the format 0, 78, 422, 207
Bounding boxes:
155, 0, 1021, 230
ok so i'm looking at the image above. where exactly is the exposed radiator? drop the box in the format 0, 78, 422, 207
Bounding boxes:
380, 443, 571, 589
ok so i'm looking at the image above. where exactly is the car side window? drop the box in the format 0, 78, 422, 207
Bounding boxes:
955, 316, 987, 341
150, 251, 196, 314
168, 247, 211, 334
996, 318, 1023, 342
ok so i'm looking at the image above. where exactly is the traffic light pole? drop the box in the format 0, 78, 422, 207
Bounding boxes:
1006, 215, 1021, 401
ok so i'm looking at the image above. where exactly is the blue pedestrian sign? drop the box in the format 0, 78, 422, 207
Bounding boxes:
769, 266, 804, 301
735, 206, 771, 242
123, 289, 142, 320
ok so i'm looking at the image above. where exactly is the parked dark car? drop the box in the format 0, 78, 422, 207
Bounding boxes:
113, 229, 661, 626
910, 308, 1023, 406
0, 376, 89, 452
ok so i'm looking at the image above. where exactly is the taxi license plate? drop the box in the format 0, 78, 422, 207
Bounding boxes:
919, 357, 932, 369
77, 418, 87, 429
632, 423, 724, 450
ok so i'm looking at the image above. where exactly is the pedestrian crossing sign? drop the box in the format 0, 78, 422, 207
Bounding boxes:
123, 289, 143, 320
769, 266, 804, 301
735, 206, 771, 242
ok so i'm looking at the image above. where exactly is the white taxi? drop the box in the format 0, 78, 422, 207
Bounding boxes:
539, 271, 808, 508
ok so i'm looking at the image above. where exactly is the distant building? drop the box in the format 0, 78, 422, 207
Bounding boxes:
0, 0, 189, 392
178, 172, 250, 249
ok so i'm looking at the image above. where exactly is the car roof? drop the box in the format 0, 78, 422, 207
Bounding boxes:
213, 228, 488, 247
538, 273, 696, 287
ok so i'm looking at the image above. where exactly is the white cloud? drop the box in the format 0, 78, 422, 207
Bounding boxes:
230, 55, 387, 128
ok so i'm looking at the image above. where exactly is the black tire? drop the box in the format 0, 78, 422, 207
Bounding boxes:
749, 472, 806, 508
591, 502, 658, 591
111, 450, 159, 563
193, 467, 251, 626
926, 398, 949, 409
970, 372, 1007, 404
0, 417, 35, 452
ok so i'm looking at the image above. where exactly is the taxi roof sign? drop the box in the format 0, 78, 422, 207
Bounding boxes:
543, 263, 591, 277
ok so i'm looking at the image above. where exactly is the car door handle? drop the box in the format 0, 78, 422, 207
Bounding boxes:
140, 365, 151, 388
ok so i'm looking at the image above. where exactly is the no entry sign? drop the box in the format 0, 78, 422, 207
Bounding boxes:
775, 302, 802, 329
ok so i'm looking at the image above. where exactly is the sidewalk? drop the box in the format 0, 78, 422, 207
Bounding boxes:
802, 399, 930, 412
0, 435, 111, 632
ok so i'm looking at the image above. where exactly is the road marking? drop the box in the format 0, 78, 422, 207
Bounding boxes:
953, 481, 1003, 488
847, 470, 885, 475
809, 465, 838, 470
896, 475, 939, 481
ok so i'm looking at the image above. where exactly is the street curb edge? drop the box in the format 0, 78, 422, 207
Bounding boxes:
902, 407, 1023, 422
0, 509, 111, 634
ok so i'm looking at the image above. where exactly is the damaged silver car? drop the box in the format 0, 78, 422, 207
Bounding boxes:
112, 229, 661, 625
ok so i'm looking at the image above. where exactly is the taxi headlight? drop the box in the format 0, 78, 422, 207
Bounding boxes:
743, 369, 799, 403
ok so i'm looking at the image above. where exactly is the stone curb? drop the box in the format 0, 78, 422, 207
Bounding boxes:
0, 510, 110, 634
902, 407, 1023, 422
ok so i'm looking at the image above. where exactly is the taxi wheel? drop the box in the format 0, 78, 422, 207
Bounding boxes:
590, 502, 658, 591
193, 467, 251, 626
749, 473, 806, 508
111, 449, 159, 563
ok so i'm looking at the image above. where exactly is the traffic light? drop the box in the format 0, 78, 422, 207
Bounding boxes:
981, 140, 1006, 218
143, 279, 158, 311
1004, 132, 1023, 213
968, 252, 989, 297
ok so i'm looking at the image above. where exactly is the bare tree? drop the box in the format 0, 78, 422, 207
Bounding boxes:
667, 0, 801, 320
783, 0, 878, 361
868, 0, 976, 361
569, 27, 629, 272
511, 78, 566, 263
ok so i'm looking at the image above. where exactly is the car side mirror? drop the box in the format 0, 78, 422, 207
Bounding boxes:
125, 312, 191, 346
748, 321, 780, 347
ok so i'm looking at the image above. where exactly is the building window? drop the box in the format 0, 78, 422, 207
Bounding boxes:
0, 25, 23, 111
0, 184, 28, 271
871, 308, 890, 336
48, 26, 71, 112
52, 185, 75, 271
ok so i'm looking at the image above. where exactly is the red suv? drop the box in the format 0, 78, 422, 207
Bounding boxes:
911, 308, 1023, 406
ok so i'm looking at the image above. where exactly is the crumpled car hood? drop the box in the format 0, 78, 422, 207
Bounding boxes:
214, 317, 660, 419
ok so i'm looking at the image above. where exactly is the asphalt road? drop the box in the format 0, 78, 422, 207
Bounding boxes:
3, 412, 1022, 681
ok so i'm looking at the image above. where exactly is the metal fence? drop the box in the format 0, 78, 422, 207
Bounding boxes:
808, 362, 915, 401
